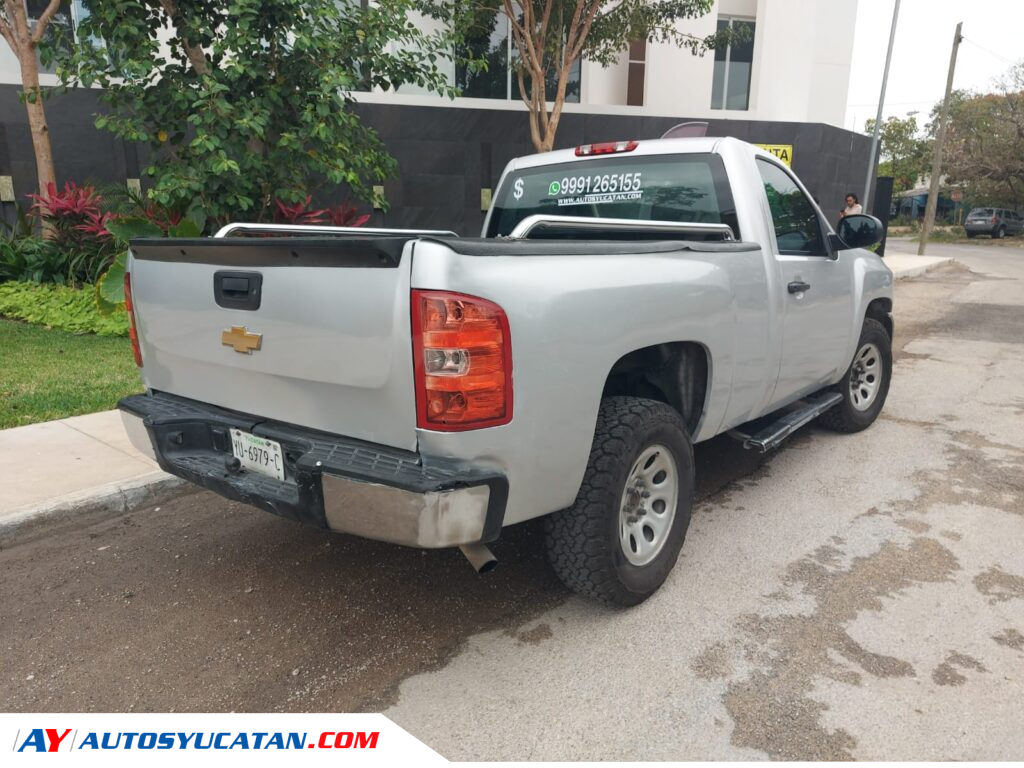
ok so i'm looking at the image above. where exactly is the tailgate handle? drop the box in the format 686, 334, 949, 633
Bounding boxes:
214, 270, 263, 310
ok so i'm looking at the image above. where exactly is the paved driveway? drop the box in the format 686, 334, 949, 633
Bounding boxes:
2, 242, 1021, 760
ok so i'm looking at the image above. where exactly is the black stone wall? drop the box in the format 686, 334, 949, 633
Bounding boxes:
1, 84, 871, 235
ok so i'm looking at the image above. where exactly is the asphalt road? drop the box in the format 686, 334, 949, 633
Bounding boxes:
2, 242, 1022, 759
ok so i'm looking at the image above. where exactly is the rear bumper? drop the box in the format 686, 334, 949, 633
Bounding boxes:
964, 222, 996, 234
119, 392, 507, 548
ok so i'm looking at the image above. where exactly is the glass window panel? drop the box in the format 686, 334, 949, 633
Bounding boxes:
711, 18, 754, 111
487, 153, 739, 239
455, 10, 510, 99
756, 159, 825, 255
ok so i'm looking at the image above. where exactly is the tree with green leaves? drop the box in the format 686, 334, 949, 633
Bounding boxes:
0, 0, 65, 209
476, 0, 728, 152
57, 0, 467, 227
863, 114, 929, 195
930, 63, 1024, 209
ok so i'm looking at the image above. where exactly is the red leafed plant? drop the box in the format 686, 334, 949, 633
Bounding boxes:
28, 181, 103, 224
273, 195, 328, 225
139, 204, 183, 234
75, 211, 119, 240
326, 201, 370, 228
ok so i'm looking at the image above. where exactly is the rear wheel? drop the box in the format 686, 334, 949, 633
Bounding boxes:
995, 226, 1006, 239
819, 318, 892, 433
544, 397, 694, 607
966, 232, 976, 239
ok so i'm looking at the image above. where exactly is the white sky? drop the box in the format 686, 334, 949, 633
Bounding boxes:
846, 0, 1024, 132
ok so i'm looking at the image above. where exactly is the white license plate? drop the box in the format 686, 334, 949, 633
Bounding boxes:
230, 429, 285, 481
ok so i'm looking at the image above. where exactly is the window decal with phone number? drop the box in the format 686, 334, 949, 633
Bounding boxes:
545, 173, 644, 206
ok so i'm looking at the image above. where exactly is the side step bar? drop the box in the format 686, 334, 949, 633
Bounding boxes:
728, 391, 843, 453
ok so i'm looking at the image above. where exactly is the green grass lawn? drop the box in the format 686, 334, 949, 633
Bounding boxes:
0, 318, 143, 429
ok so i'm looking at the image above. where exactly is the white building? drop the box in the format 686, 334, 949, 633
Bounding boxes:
372, 0, 858, 129
3, 0, 858, 127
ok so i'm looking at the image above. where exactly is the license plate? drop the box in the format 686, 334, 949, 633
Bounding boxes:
230, 429, 285, 481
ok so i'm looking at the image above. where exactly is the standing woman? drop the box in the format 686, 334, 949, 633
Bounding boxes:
840, 192, 863, 218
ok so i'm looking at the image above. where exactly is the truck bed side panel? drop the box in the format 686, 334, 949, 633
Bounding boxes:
410, 240, 772, 526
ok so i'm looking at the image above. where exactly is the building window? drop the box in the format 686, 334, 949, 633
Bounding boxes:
711, 16, 755, 111
26, 0, 89, 74
626, 38, 646, 107
455, 7, 581, 103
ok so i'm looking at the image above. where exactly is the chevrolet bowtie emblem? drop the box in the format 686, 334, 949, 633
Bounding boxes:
221, 325, 262, 354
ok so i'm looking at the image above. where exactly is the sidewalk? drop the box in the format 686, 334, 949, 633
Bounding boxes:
883, 252, 954, 279
883, 238, 955, 279
0, 409, 178, 529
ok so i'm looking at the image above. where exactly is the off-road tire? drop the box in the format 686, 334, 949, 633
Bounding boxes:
544, 396, 694, 607
819, 318, 892, 433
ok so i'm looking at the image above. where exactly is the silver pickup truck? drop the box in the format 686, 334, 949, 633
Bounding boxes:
119, 136, 894, 606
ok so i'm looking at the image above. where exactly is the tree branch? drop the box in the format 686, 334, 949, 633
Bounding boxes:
29, 0, 62, 45
158, 0, 210, 75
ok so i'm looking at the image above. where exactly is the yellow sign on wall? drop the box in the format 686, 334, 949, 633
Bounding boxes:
755, 144, 794, 167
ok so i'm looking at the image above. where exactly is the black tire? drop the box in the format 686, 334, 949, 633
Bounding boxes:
544, 397, 694, 607
966, 232, 976, 239
996, 226, 1006, 239
819, 318, 892, 433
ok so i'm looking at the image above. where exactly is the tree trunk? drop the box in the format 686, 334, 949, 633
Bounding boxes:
19, 51, 57, 197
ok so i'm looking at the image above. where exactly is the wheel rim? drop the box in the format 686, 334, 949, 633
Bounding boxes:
618, 444, 678, 566
849, 342, 882, 411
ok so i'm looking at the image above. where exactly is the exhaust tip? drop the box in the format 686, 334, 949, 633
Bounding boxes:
460, 543, 498, 574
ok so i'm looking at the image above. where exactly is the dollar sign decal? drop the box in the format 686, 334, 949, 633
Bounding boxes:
513, 178, 524, 200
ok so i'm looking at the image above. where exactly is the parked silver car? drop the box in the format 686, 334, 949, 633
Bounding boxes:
965, 207, 1023, 238
118, 137, 894, 606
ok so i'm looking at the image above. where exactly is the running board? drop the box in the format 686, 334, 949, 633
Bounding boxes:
728, 391, 843, 452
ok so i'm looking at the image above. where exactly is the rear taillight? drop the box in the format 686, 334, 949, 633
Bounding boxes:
124, 272, 143, 367
412, 290, 512, 431
575, 140, 638, 156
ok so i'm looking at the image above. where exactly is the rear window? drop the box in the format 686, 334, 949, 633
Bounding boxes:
486, 153, 738, 239
970, 208, 994, 216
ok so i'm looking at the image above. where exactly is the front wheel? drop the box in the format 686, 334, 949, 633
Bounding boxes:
819, 318, 892, 433
544, 397, 694, 607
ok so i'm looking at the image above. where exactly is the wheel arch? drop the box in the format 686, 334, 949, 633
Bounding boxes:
865, 297, 893, 340
600, 341, 711, 438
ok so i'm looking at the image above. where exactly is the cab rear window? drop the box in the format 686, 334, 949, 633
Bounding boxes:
486, 153, 739, 239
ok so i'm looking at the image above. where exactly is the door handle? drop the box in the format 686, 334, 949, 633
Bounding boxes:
788, 281, 811, 294
214, 270, 263, 310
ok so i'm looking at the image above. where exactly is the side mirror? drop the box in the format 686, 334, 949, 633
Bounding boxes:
834, 214, 884, 250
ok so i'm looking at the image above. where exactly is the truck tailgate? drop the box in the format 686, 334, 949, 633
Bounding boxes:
128, 237, 418, 451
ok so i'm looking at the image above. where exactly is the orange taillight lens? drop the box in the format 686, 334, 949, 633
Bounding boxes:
412, 290, 512, 431
124, 272, 143, 367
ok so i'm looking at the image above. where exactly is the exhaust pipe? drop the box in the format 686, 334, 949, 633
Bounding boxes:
460, 543, 498, 574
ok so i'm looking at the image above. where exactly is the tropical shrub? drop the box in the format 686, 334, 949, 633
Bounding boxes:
0, 237, 68, 284
0, 281, 129, 336
25, 181, 119, 285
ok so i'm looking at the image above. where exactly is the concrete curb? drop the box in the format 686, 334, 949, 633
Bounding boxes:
892, 257, 955, 280
0, 472, 185, 534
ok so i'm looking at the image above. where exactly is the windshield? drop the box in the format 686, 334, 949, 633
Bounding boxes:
486, 153, 738, 239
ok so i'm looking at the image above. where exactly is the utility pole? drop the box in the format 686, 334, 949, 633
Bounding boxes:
864, 0, 901, 211
919, 21, 963, 255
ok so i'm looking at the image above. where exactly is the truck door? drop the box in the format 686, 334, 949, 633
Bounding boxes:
755, 159, 855, 406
